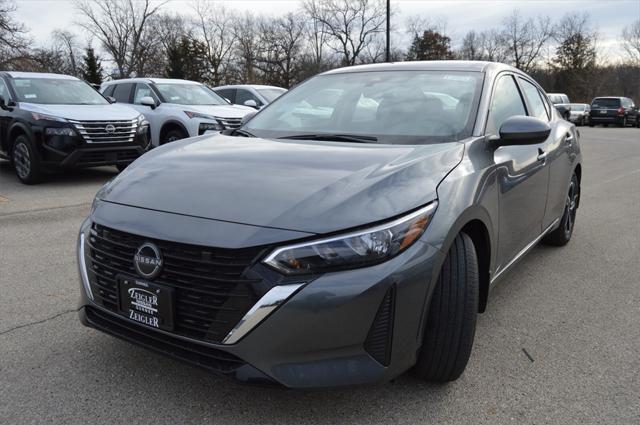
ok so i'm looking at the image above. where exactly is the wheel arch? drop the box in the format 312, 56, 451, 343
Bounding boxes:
433, 205, 495, 314
5, 121, 33, 153
159, 120, 189, 144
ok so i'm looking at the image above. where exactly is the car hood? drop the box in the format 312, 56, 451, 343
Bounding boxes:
98, 135, 464, 234
177, 103, 254, 118
19, 103, 141, 121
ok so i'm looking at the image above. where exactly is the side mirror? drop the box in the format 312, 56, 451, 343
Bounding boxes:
140, 96, 157, 109
106, 96, 116, 104
492, 116, 551, 147
0, 95, 13, 111
554, 104, 570, 120
243, 99, 259, 109
241, 111, 257, 125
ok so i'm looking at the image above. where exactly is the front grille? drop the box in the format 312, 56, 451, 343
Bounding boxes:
76, 149, 140, 165
70, 119, 138, 143
86, 224, 265, 343
84, 306, 245, 373
364, 286, 395, 366
216, 117, 242, 129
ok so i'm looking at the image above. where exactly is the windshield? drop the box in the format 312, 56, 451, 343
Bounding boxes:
12, 78, 108, 105
154, 83, 226, 105
245, 70, 483, 144
258, 88, 286, 103
591, 98, 620, 108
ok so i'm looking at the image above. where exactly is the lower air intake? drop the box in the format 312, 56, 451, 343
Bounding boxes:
364, 285, 395, 366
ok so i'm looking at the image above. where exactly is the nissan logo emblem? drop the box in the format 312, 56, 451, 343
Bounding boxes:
105, 124, 116, 133
133, 242, 163, 280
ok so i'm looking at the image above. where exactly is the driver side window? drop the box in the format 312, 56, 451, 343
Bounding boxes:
0, 79, 10, 101
134, 84, 158, 105
488, 75, 527, 134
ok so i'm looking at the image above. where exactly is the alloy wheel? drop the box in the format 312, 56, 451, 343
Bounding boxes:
13, 142, 31, 179
564, 181, 578, 236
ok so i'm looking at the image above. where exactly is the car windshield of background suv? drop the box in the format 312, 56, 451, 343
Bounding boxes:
257, 88, 287, 102
11, 78, 109, 105
245, 70, 483, 145
154, 83, 227, 105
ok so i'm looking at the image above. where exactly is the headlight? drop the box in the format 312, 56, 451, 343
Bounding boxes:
31, 112, 67, 122
184, 110, 217, 120
45, 127, 76, 136
264, 202, 438, 275
136, 114, 149, 134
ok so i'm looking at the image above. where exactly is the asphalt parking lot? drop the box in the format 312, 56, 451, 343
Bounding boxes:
1, 127, 639, 424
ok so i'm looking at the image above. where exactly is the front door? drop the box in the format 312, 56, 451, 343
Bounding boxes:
488, 74, 549, 271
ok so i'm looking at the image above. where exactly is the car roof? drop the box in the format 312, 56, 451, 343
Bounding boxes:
103, 78, 201, 85
1, 71, 79, 80
321, 61, 518, 75
214, 84, 286, 90
592, 96, 625, 99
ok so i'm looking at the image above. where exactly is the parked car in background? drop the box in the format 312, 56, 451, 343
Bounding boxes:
568, 103, 590, 126
101, 78, 254, 146
0, 71, 150, 184
78, 61, 582, 388
213, 84, 287, 109
547, 92, 571, 120
588, 96, 639, 128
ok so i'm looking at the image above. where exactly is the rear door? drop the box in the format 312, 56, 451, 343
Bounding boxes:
489, 74, 549, 270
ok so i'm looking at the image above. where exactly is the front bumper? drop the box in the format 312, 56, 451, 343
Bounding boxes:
77, 205, 444, 388
32, 124, 150, 169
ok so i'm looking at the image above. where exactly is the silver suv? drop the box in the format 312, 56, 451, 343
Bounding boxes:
101, 78, 254, 146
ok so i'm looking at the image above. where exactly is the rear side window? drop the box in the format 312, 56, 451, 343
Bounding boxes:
519, 78, 549, 121
112, 83, 133, 103
488, 75, 527, 133
592, 98, 620, 108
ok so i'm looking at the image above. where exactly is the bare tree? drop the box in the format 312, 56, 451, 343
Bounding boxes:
256, 13, 306, 87
305, 0, 386, 66
303, 0, 330, 72
621, 19, 640, 65
481, 29, 508, 63
232, 13, 260, 83
75, 0, 167, 78
501, 10, 553, 72
459, 31, 485, 60
52, 30, 80, 76
0, 0, 31, 68
193, 0, 237, 85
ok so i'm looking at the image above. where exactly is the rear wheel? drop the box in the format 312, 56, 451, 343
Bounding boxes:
619, 117, 627, 127
161, 128, 187, 145
11, 135, 42, 184
543, 173, 579, 246
413, 232, 479, 382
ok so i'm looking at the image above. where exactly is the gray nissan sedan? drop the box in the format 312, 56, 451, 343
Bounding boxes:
77, 61, 582, 388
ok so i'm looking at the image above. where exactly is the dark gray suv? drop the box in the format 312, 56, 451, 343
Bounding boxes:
77, 61, 582, 388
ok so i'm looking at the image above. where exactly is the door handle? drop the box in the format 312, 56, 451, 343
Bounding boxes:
565, 133, 574, 146
537, 149, 548, 162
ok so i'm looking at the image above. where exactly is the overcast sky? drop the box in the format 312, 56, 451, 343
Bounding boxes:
15, 0, 640, 61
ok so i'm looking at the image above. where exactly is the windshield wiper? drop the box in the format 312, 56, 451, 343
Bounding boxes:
278, 133, 378, 143
233, 128, 256, 137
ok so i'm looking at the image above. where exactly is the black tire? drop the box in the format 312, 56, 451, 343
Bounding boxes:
11, 135, 42, 184
413, 232, 479, 382
603, 123, 608, 127
116, 163, 129, 172
580, 117, 585, 126
619, 117, 627, 128
588, 122, 594, 127
543, 173, 580, 246
161, 128, 187, 145
636, 116, 640, 128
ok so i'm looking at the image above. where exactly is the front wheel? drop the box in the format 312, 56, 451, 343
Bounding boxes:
11, 135, 42, 184
161, 128, 187, 145
543, 173, 580, 246
413, 232, 479, 382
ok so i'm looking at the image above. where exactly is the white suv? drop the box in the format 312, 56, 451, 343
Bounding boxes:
101, 78, 254, 146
